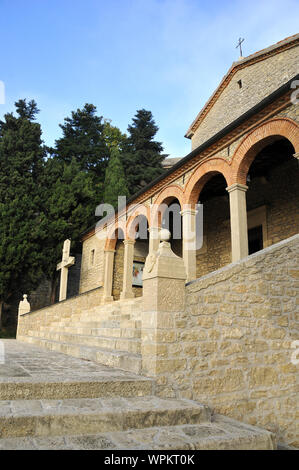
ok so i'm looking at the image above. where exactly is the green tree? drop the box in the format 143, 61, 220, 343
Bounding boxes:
38, 157, 98, 302
123, 109, 166, 195
0, 99, 46, 328
54, 103, 109, 184
104, 147, 129, 209
103, 119, 128, 152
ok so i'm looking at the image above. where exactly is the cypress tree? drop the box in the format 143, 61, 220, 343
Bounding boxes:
54, 104, 109, 184
0, 99, 46, 328
123, 109, 166, 195
104, 147, 129, 209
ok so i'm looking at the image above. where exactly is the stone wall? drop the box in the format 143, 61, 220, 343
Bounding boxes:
79, 234, 105, 294
17, 287, 103, 338
151, 235, 299, 447
191, 45, 298, 149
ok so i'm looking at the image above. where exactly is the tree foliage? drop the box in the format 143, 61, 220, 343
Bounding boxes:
0, 100, 46, 324
104, 146, 129, 209
54, 103, 109, 183
123, 109, 166, 195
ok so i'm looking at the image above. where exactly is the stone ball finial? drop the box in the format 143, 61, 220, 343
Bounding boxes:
23, 294, 27, 300
160, 228, 171, 242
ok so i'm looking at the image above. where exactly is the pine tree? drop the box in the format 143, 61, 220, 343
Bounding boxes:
54, 104, 109, 184
0, 100, 46, 328
104, 147, 129, 209
123, 109, 166, 195
103, 119, 128, 152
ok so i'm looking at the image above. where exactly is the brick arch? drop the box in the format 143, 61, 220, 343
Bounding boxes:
126, 205, 150, 240
231, 118, 299, 184
105, 221, 126, 251
152, 184, 184, 227
183, 159, 232, 207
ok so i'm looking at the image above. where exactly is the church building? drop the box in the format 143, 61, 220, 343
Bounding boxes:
17, 34, 299, 448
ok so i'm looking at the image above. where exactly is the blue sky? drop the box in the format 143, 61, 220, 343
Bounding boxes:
0, 0, 298, 158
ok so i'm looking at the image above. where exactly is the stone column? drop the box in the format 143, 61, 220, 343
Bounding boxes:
141, 229, 187, 377
120, 239, 135, 300
102, 249, 115, 303
148, 226, 160, 253
181, 208, 197, 282
227, 183, 249, 262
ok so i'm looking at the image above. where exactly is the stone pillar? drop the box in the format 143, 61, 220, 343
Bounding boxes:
148, 226, 160, 253
102, 249, 115, 303
227, 183, 249, 262
141, 229, 187, 377
120, 239, 135, 300
181, 208, 197, 282
18, 294, 30, 316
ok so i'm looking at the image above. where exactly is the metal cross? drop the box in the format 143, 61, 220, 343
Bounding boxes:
236, 37, 245, 57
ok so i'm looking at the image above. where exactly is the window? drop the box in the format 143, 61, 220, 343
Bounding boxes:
248, 225, 263, 255
90, 249, 95, 266
237, 79, 242, 89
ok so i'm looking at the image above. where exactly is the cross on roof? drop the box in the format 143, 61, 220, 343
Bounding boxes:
236, 37, 245, 57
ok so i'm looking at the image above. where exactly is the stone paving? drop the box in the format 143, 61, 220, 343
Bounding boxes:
0, 339, 144, 381
0, 339, 153, 400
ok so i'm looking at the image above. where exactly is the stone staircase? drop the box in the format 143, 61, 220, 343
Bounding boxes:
0, 341, 276, 450
17, 298, 143, 374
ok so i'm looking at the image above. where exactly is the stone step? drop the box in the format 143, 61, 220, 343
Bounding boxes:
18, 336, 142, 374
0, 377, 153, 401
0, 397, 211, 439
27, 331, 141, 354
38, 319, 141, 330
38, 325, 141, 339
0, 415, 276, 450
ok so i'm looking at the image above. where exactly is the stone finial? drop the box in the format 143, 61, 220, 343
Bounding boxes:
143, 228, 186, 282
18, 294, 30, 316
160, 228, 171, 242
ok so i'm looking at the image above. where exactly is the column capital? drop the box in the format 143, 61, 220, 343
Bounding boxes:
293, 152, 299, 160
104, 249, 116, 253
180, 208, 198, 217
226, 183, 248, 194
123, 238, 135, 246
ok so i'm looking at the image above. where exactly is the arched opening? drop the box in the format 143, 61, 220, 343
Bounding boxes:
111, 228, 125, 301
245, 137, 297, 253
131, 215, 149, 298
195, 173, 231, 278
161, 197, 183, 257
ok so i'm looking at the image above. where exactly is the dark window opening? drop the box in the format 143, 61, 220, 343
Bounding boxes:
248, 225, 263, 255
237, 79, 242, 89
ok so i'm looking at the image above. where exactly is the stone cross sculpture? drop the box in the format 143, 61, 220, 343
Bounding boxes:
56, 239, 75, 302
